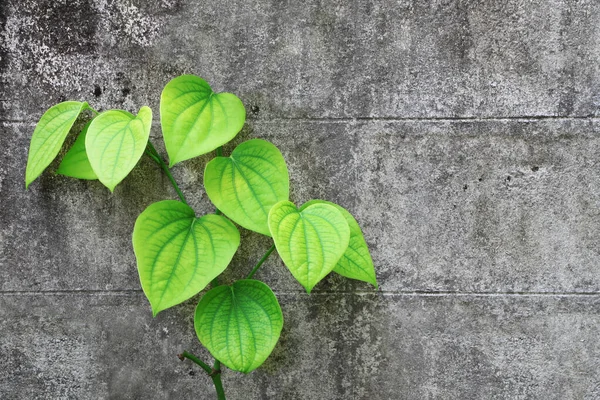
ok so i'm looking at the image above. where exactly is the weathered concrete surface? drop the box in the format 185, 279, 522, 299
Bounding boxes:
2, 292, 599, 399
3, 119, 600, 294
1, 0, 600, 398
1, 0, 600, 120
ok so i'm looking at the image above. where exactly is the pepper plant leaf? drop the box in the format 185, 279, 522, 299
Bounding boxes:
301, 200, 377, 288
204, 139, 289, 236
57, 121, 97, 180
133, 200, 240, 316
160, 75, 246, 166
26, 101, 88, 188
268, 201, 350, 293
194, 279, 283, 373
86, 107, 152, 192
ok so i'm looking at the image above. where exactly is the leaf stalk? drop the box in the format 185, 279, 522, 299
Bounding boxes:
179, 351, 226, 400
247, 244, 276, 279
145, 141, 188, 205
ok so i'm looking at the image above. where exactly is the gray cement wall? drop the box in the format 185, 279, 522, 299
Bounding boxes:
1, 0, 600, 399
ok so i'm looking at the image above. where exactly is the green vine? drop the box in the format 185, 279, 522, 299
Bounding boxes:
25, 74, 377, 399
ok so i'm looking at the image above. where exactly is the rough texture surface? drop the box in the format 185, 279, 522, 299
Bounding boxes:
1, 0, 600, 398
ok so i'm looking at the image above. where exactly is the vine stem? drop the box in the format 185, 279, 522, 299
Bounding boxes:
178, 351, 212, 375
247, 244, 276, 279
148, 142, 225, 399
212, 360, 226, 400
144, 141, 188, 204
84, 103, 99, 115
179, 352, 226, 400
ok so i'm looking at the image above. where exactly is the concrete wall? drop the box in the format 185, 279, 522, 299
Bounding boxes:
1, 0, 600, 398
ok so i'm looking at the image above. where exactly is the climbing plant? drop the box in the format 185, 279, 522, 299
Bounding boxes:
25, 74, 377, 399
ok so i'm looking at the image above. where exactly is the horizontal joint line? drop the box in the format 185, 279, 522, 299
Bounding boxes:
0, 289, 598, 297
2, 115, 600, 126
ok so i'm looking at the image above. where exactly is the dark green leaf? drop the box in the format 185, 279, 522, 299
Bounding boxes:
56, 121, 97, 180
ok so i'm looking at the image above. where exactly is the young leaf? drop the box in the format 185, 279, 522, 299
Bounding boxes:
160, 75, 246, 166
301, 200, 377, 288
56, 121, 97, 180
133, 200, 240, 316
25, 101, 88, 188
194, 280, 283, 373
204, 139, 289, 236
86, 107, 152, 192
268, 201, 350, 293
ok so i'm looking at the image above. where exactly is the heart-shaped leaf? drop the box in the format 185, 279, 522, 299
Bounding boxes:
268, 201, 350, 293
133, 200, 240, 316
204, 139, 289, 236
301, 200, 377, 288
26, 101, 88, 188
194, 279, 283, 373
86, 107, 152, 191
160, 75, 246, 166
57, 121, 97, 180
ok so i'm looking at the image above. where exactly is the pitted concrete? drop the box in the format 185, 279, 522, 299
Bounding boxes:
1, 0, 600, 398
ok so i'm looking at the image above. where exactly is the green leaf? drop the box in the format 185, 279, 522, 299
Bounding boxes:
268, 201, 350, 293
301, 200, 377, 288
204, 139, 289, 236
194, 280, 283, 373
133, 200, 240, 316
160, 75, 246, 166
26, 101, 87, 188
56, 121, 97, 180
86, 106, 152, 192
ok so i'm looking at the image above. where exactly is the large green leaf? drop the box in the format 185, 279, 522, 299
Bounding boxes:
204, 139, 289, 236
268, 201, 350, 293
56, 121, 97, 180
133, 200, 240, 316
301, 200, 377, 288
160, 75, 246, 166
194, 280, 283, 373
86, 107, 152, 191
26, 101, 88, 188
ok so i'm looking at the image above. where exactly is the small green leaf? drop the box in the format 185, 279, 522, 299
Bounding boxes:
204, 139, 289, 236
160, 75, 246, 166
133, 200, 240, 316
26, 101, 87, 188
301, 200, 377, 288
86, 106, 152, 191
194, 280, 283, 373
56, 121, 97, 180
268, 201, 350, 293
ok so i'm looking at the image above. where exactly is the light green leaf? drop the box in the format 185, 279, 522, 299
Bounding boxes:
26, 101, 87, 188
194, 280, 283, 373
301, 200, 377, 288
204, 139, 289, 236
56, 121, 97, 180
160, 75, 246, 166
86, 106, 152, 192
268, 201, 350, 293
133, 200, 240, 316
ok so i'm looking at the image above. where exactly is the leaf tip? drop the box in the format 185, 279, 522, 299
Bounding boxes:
151, 306, 162, 317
